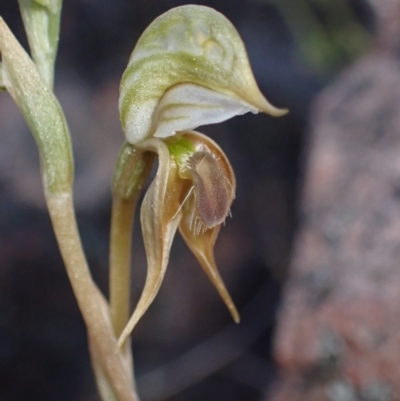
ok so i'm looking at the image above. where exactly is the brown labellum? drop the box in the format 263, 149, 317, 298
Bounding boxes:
188, 151, 230, 229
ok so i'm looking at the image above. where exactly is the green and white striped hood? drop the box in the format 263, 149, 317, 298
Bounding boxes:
119, 5, 286, 144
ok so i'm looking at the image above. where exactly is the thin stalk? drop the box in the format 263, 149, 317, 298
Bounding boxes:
89, 337, 119, 401
109, 197, 136, 383
109, 144, 155, 346
110, 199, 136, 338
47, 192, 139, 401
0, 11, 139, 401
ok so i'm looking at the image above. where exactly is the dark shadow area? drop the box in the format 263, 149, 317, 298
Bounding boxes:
0, 1, 374, 400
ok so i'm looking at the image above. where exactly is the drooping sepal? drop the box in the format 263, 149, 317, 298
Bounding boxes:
179, 198, 240, 323
175, 131, 239, 323
116, 138, 191, 349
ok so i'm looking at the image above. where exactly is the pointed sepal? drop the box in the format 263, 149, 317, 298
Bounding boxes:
119, 5, 287, 144
116, 138, 190, 348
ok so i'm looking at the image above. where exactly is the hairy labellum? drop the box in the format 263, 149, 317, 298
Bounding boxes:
189, 151, 230, 229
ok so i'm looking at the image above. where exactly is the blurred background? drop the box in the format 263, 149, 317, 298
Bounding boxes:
3, 0, 399, 400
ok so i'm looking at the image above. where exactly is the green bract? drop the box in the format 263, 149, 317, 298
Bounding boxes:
18, 0, 63, 88
119, 5, 287, 144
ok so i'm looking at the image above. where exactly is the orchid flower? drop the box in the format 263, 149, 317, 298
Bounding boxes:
0, 2, 287, 399
116, 5, 287, 348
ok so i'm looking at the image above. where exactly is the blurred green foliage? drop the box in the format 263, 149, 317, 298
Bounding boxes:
260, 0, 371, 76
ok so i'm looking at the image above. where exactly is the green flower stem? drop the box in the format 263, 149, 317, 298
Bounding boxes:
47, 193, 139, 401
18, 0, 63, 89
89, 336, 121, 401
1, 18, 138, 401
0, 17, 71, 195
110, 199, 136, 339
110, 143, 155, 344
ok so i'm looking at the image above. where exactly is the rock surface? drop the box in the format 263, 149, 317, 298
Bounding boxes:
271, 2, 400, 400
